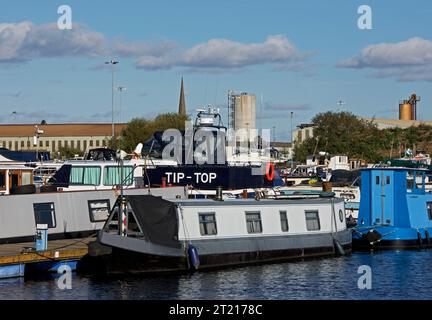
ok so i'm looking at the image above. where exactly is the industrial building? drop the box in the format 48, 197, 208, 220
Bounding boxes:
228, 91, 256, 144
366, 93, 432, 128
399, 93, 420, 121
0, 123, 126, 154
365, 118, 432, 129
293, 93, 431, 145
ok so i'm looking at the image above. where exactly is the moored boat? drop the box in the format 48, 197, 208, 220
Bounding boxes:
90, 192, 352, 275
0, 187, 186, 244
352, 167, 432, 250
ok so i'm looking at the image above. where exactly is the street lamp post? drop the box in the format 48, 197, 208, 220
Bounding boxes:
272, 126, 276, 144
117, 86, 127, 124
290, 112, 294, 169
105, 59, 119, 145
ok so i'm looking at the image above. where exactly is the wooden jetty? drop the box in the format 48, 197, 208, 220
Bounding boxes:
0, 238, 93, 279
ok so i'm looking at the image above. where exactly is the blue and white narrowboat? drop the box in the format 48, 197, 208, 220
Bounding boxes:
353, 167, 432, 249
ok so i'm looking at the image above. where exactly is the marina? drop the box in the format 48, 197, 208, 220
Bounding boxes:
2, 1, 432, 305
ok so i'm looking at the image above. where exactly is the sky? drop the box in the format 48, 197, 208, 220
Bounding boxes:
1, 0, 432, 141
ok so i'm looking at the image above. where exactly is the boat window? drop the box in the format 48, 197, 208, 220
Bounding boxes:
34, 202, 56, 228
427, 202, 432, 220
246, 211, 262, 234
406, 172, 414, 191
198, 213, 217, 236
88, 199, 111, 222
280, 211, 289, 232
305, 210, 320, 231
22, 171, 32, 185
103, 166, 134, 186
70, 166, 101, 185
339, 209, 344, 223
386, 176, 390, 185
375, 176, 380, 185
0, 171, 5, 189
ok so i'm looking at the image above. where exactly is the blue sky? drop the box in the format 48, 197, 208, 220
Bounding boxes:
1, 0, 432, 140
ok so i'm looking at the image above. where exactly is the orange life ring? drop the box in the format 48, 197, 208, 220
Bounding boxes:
265, 163, 275, 181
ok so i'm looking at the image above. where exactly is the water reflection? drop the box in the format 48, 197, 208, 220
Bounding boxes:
1, 251, 432, 300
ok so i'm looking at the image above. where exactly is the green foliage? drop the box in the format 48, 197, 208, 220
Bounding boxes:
293, 111, 432, 163
117, 113, 190, 152
56, 146, 83, 160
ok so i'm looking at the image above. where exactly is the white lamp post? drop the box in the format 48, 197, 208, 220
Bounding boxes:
105, 59, 119, 144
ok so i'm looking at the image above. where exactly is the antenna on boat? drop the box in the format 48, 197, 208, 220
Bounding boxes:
115, 143, 147, 236
116, 149, 127, 237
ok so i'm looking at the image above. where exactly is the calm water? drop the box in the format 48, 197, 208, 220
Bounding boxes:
1, 251, 432, 300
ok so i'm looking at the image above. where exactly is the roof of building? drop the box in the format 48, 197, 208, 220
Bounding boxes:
365, 118, 432, 129
272, 142, 293, 148
0, 123, 127, 137
297, 123, 314, 129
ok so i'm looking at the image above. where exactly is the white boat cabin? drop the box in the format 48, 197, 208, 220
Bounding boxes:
0, 165, 34, 195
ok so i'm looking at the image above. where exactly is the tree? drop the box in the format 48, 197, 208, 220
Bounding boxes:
56, 146, 83, 160
153, 113, 189, 132
293, 111, 432, 163
116, 112, 190, 152
293, 111, 381, 162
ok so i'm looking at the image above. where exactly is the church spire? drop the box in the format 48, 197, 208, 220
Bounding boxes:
178, 77, 186, 115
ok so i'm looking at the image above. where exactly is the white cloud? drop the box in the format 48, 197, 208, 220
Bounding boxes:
0, 21, 310, 73
0, 21, 106, 62
135, 35, 309, 71
337, 37, 432, 81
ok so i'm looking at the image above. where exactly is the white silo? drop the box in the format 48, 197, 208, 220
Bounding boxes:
233, 92, 256, 143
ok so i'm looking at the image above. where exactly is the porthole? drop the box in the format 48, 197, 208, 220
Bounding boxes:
339, 209, 344, 222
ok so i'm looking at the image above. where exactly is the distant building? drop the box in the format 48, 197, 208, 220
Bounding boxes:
0, 123, 126, 154
364, 118, 432, 129
228, 91, 256, 143
293, 123, 315, 144
293, 117, 432, 146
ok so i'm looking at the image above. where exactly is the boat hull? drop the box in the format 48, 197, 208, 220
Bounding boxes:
352, 226, 432, 250
95, 229, 352, 275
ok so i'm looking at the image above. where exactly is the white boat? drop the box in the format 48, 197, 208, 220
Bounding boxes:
0, 186, 186, 244
48, 157, 177, 191
91, 192, 352, 274
0, 164, 35, 195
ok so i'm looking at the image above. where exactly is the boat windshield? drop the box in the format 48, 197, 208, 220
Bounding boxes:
329, 170, 360, 186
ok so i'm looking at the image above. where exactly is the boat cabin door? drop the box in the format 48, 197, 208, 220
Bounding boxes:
8, 170, 33, 189
9, 170, 20, 189
0, 170, 6, 193
371, 170, 394, 226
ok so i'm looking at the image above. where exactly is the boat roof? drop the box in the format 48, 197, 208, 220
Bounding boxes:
0, 165, 34, 170
152, 197, 344, 206
363, 167, 430, 172
63, 159, 142, 166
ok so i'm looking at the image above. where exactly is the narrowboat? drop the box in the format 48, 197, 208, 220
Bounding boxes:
90, 192, 352, 274
352, 167, 432, 250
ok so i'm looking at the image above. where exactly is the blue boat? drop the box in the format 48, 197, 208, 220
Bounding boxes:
352, 167, 432, 250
